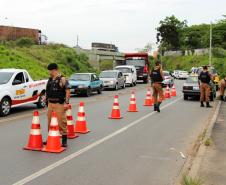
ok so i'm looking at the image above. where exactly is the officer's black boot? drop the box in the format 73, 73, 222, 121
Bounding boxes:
62, 135, 67, 147
156, 102, 161, 113
154, 104, 157, 111
200, 101, 204, 107
206, 102, 212, 108
220, 95, 224, 101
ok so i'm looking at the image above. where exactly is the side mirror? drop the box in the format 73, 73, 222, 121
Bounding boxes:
12, 80, 22, 85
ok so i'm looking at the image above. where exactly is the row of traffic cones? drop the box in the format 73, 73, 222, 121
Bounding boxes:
24, 102, 90, 153
109, 84, 177, 119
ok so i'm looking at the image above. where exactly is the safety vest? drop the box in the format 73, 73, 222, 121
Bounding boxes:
46, 75, 66, 104
151, 68, 163, 83
199, 71, 211, 84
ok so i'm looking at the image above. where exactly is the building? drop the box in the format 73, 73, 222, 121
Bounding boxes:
91, 42, 118, 52
0, 25, 47, 44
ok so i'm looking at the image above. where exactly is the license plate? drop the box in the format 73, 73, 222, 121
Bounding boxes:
193, 86, 199, 90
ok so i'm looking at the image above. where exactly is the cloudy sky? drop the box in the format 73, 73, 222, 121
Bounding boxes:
0, 0, 225, 52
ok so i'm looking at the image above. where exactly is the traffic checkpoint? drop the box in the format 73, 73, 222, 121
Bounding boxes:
23, 85, 177, 153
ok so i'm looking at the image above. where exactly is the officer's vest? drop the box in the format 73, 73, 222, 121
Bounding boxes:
199, 71, 211, 84
46, 75, 66, 104
151, 69, 163, 83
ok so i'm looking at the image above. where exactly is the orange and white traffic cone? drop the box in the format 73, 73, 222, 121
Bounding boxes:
24, 111, 43, 151
66, 104, 79, 139
42, 112, 65, 153
128, 91, 138, 112
171, 84, 177, 97
144, 88, 153, 106
74, 102, 90, 134
164, 85, 171, 99
109, 95, 122, 119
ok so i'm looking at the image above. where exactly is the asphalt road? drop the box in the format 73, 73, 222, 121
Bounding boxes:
0, 80, 214, 185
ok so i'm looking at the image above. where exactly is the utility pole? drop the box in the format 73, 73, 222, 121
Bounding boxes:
76, 35, 79, 47
209, 22, 212, 66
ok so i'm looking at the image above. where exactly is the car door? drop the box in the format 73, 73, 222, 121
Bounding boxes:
93, 74, 100, 89
11, 72, 29, 105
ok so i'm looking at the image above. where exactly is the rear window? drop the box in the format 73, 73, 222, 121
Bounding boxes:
186, 76, 198, 83
116, 68, 132, 73
126, 59, 145, 67
0, 72, 13, 84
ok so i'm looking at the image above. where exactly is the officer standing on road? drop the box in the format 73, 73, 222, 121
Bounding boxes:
150, 61, 164, 112
46, 63, 70, 147
198, 66, 213, 108
219, 76, 226, 101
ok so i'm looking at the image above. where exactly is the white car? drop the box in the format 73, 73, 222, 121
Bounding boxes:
0, 69, 47, 116
178, 71, 189, 79
115, 65, 137, 87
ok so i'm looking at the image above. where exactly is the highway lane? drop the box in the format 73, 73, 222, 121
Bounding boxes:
0, 80, 214, 185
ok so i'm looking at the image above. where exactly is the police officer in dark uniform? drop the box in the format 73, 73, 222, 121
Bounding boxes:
150, 61, 164, 112
198, 66, 212, 108
46, 63, 70, 147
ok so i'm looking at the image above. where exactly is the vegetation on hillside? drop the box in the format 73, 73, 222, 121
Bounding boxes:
0, 39, 95, 80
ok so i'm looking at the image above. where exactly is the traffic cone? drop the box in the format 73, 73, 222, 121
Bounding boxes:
171, 84, 177, 97
24, 111, 43, 151
42, 112, 65, 153
109, 95, 122, 119
144, 88, 153, 106
66, 105, 79, 139
164, 85, 171, 99
128, 91, 138, 112
74, 102, 90, 134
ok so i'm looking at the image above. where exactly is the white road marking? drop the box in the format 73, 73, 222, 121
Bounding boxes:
13, 97, 182, 185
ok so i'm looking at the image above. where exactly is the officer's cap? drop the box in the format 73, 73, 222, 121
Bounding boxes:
47, 63, 58, 70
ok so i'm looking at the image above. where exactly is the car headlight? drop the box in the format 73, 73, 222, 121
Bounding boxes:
110, 81, 115, 84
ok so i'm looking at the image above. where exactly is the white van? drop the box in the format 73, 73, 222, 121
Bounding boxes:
115, 65, 137, 87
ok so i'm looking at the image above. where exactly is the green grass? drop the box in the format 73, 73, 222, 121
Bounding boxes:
182, 175, 203, 185
162, 54, 226, 78
205, 138, 212, 146
0, 43, 95, 80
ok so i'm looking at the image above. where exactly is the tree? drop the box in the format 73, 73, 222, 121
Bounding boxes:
156, 15, 187, 50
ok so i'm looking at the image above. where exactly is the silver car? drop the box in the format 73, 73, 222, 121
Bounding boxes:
99, 70, 125, 90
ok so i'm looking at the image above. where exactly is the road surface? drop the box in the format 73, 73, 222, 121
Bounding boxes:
0, 80, 214, 185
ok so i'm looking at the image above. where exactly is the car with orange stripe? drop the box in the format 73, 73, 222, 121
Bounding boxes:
0, 69, 47, 116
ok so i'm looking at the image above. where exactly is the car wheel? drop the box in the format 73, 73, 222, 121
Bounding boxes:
134, 81, 137, 86
97, 86, 102, 94
184, 94, 188, 100
36, 93, 46, 108
0, 97, 11, 116
86, 88, 92, 97
130, 82, 134, 87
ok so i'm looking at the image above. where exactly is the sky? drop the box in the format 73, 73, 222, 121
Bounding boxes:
0, 0, 225, 52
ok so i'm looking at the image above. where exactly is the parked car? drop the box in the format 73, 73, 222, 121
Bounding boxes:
182, 74, 216, 101
124, 53, 150, 83
162, 71, 174, 87
0, 69, 47, 116
178, 71, 189, 79
99, 70, 125, 90
68, 73, 103, 96
115, 65, 137, 87
172, 70, 180, 79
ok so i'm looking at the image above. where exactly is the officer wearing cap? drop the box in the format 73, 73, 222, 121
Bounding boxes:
150, 61, 164, 112
46, 63, 70, 147
198, 66, 213, 108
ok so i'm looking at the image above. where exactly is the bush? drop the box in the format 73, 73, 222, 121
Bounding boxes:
16, 37, 35, 47
212, 48, 226, 58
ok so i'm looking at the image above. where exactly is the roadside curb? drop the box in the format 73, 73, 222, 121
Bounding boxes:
174, 100, 222, 185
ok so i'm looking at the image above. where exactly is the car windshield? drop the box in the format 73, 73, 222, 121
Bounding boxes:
0, 72, 13, 84
116, 68, 131, 73
70, 74, 90, 81
186, 76, 198, 83
163, 72, 170, 76
180, 71, 188, 74
99, 72, 117, 78
126, 59, 145, 67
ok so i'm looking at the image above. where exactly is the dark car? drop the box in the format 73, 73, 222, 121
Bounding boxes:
69, 73, 103, 96
182, 75, 216, 101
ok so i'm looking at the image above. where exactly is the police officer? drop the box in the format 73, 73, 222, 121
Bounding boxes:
219, 76, 226, 101
46, 63, 70, 147
198, 66, 212, 108
150, 61, 164, 112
